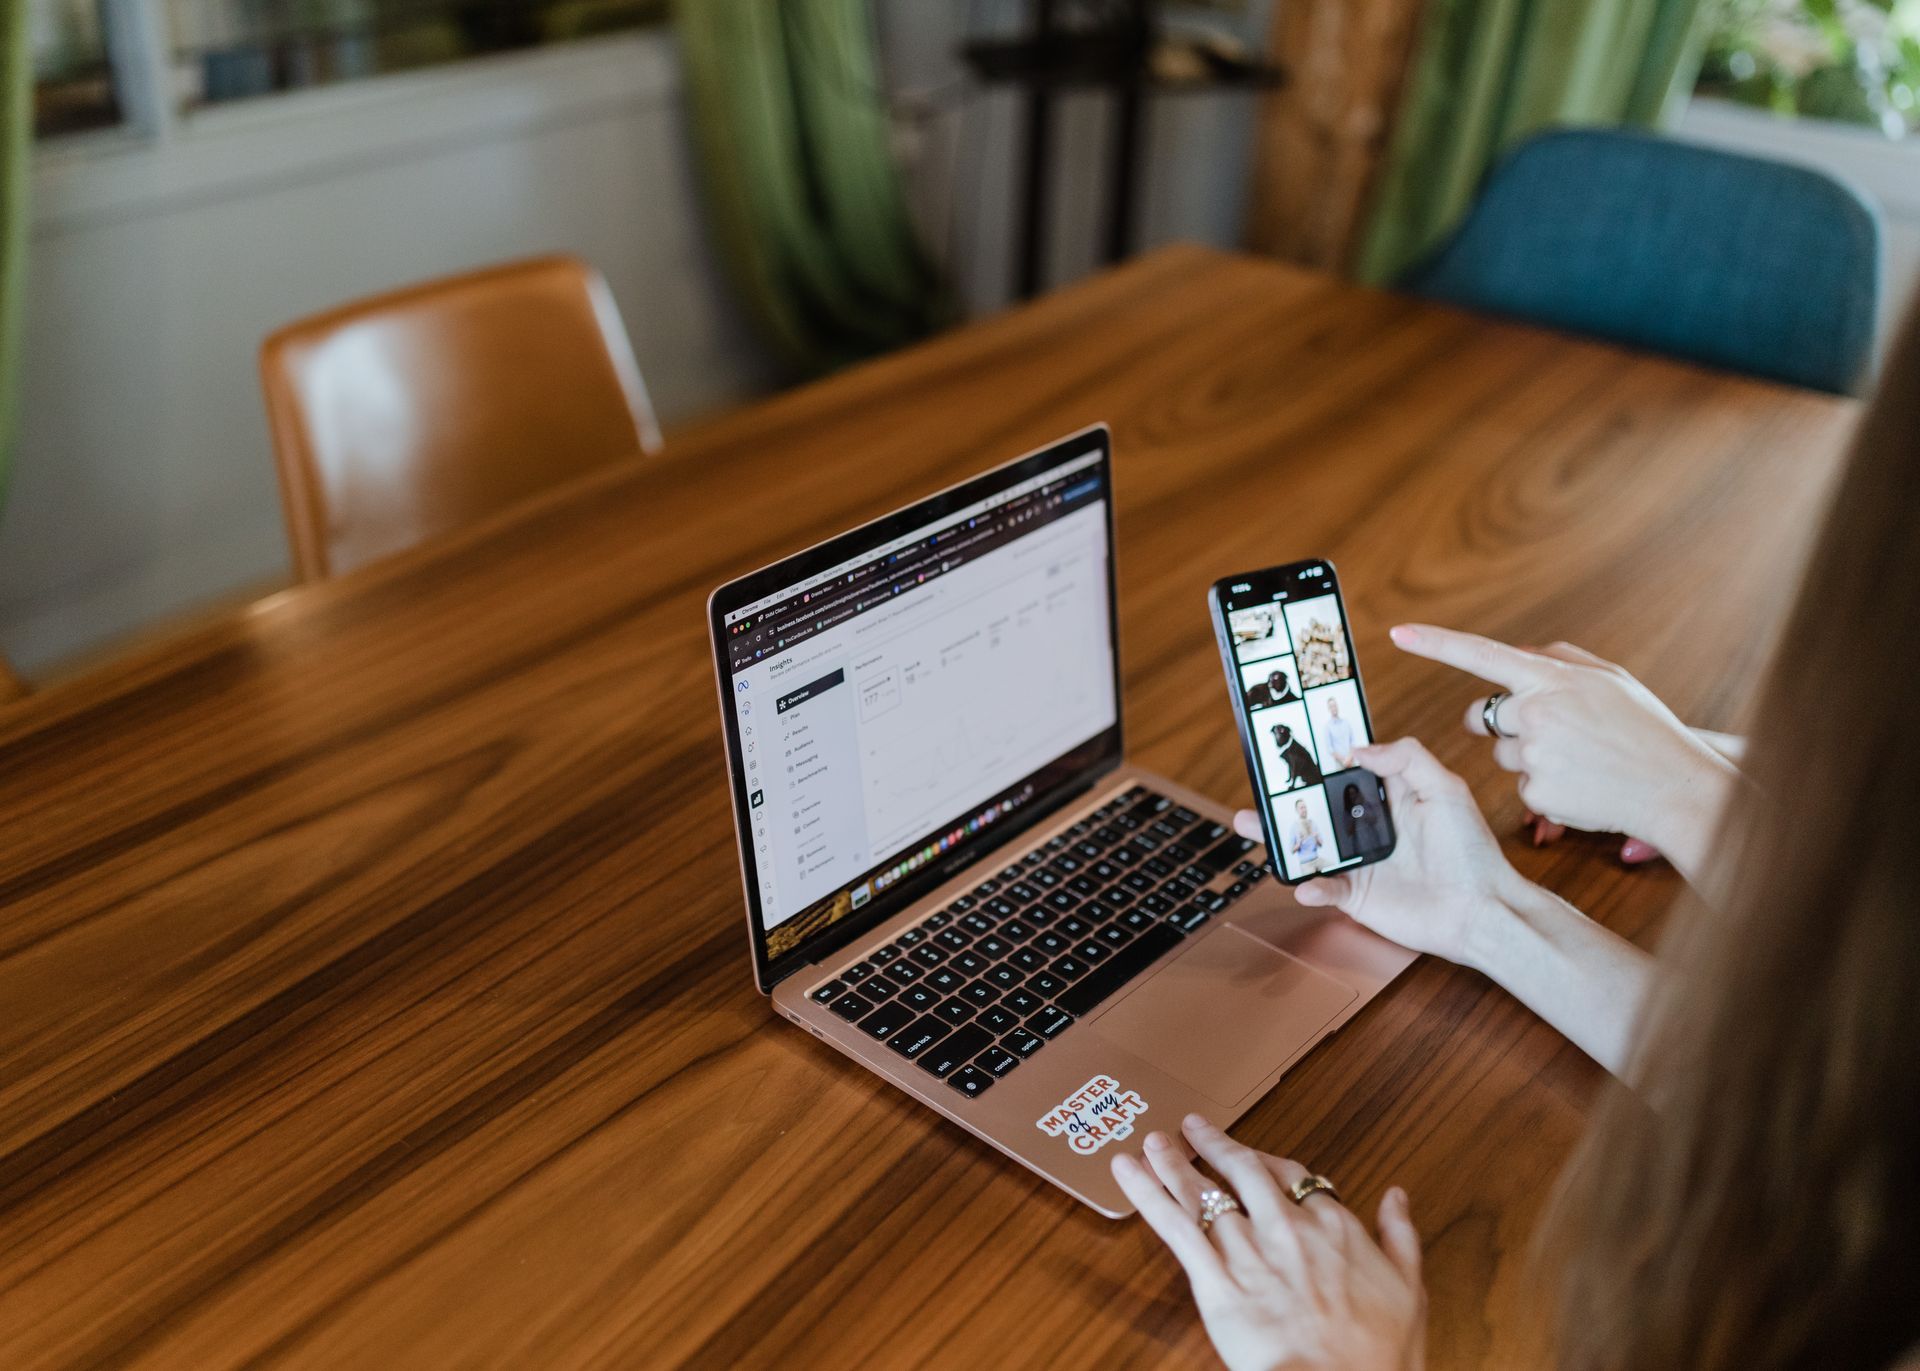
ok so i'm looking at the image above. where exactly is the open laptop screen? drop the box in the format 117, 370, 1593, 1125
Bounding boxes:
710, 427, 1123, 991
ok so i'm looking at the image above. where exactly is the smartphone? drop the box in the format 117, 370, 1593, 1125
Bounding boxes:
1207, 560, 1396, 885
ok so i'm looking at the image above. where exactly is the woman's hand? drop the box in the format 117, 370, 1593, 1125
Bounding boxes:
1112, 1115, 1425, 1371
1388, 627, 1739, 881
1236, 736, 1526, 968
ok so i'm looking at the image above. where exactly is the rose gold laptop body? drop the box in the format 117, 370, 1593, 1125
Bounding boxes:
711, 428, 1415, 1218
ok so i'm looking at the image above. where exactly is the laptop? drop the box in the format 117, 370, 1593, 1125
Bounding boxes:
708, 425, 1414, 1216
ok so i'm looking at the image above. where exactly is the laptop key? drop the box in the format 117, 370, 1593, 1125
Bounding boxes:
1098, 888, 1134, 910
960, 979, 1000, 1007
978, 1047, 1020, 1077
1110, 846, 1142, 867
949, 1066, 995, 1099
811, 980, 847, 1004
1004, 1029, 1045, 1057
1073, 939, 1112, 963
1122, 872, 1156, 894
1046, 890, 1081, 913
935, 927, 972, 951
1058, 915, 1093, 938
1007, 882, 1041, 904
935, 997, 975, 1026
843, 961, 874, 983
888, 1016, 952, 1059
1052, 956, 1090, 981
888, 960, 925, 983
960, 912, 995, 937
1055, 922, 1186, 1019
1025, 972, 1066, 1000
921, 1025, 994, 1079
1010, 946, 1047, 974
1028, 1007, 1074, 1039
1141, 893, 1174, 916
950, 895, 977, 912
1024, 906, 1058, 927
976, 935, 1012, 960
986, 897, 1020, 921
859, 1001, 916, 1040
927, 967, 963, 994
1176, 904, 1213, 933
1121, 909, 1156, 933
924, 911, 953, 930
980, 1005, 1019, 1034
862, 970, 902, 1000
1001, 918, 1036, 942
910, 944, 947, 967
897, 928, 926, 948
871, 944, 902, 965
1004, 987, 1043, 1017
1098, 923, 1133, 947
985, 964, 1024, 991
954, 950, 990, 977
900, 983, 940, 1013
828, 992, 873, 1021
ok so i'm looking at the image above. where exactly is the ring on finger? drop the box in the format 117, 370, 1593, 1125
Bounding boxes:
1196, 1188, 1242, 1233
1287, 1174, 1339, 1206
1482, 691, 1516, 739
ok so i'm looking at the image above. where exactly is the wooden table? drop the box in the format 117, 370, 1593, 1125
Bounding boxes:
0, 247, 1857, 1370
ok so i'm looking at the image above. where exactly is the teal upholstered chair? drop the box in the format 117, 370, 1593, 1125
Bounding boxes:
1400, 127, 1883, 393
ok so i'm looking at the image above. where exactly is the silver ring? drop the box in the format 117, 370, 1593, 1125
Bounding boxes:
1482, 691, 1516, 739
1197, 1187, 1242, 1232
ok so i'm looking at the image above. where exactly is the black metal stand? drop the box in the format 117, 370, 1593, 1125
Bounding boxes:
961, 1, 1283, 300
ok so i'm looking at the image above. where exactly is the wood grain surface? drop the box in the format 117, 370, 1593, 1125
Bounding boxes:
0, 246, 1857, 1370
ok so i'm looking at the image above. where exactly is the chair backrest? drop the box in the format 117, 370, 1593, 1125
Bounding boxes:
261, 255, 662, 581
1401, 127, 1882, 394
0, 654, 26, 704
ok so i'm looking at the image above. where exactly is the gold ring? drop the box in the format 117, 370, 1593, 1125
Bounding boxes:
1288, 1174, 1339, 1205
1196, 1187, 1241, 1233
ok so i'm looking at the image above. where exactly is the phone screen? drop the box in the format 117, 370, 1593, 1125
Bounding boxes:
1210, 561, 1396, 885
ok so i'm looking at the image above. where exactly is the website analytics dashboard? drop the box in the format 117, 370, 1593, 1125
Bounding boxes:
720, 451, 1119, 967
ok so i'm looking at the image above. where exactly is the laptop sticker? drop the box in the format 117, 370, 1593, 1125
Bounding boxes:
1035, 1074, 1149, 1155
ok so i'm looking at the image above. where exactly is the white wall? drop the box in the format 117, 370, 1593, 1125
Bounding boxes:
3, 11, 1272, 675
3, 33, 773, 673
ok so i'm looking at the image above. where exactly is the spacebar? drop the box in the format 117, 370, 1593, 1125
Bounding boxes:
1056, 923, 1186, 1019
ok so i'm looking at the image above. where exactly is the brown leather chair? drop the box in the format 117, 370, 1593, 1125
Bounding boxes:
0, 654, 26, 704
260, 255, 661, 582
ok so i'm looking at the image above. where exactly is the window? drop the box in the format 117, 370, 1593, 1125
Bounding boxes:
30, 0, 668, 138
1697, 0, 1920, 137
166, 0, 667, 110
31, 0, 122, 138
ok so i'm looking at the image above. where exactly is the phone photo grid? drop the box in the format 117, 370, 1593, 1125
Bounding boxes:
1230, 596, 1371, 881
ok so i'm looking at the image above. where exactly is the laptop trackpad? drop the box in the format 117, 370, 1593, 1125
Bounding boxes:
1096, 925, 1357, 1107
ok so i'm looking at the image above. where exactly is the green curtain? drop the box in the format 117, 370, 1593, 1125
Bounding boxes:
1356, 0, 1708, 284
677, 0, 948, 375
0, 0, 29, 509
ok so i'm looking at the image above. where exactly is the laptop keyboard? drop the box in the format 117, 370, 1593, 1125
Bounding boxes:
806, 785, 1267, 1101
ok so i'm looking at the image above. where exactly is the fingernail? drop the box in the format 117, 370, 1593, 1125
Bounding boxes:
1296, 884, 1323, 905
1390, 625, 1416, 646
1146, 1131, 1172, 1150
1112, 1153, 1137, 1176
1185, 1113, 1210, 1130
1621, 839, 1661, 864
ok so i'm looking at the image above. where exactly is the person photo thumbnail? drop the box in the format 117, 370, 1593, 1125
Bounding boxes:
1251, 700, 1322, 793
1323, 766, 1393, 863
1229, 603, 1289, 665
1284, 593, 1352, 688
1239, 656, 1301, 709
1306, 678, 1367, 769
1271, 783, 1338, 880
